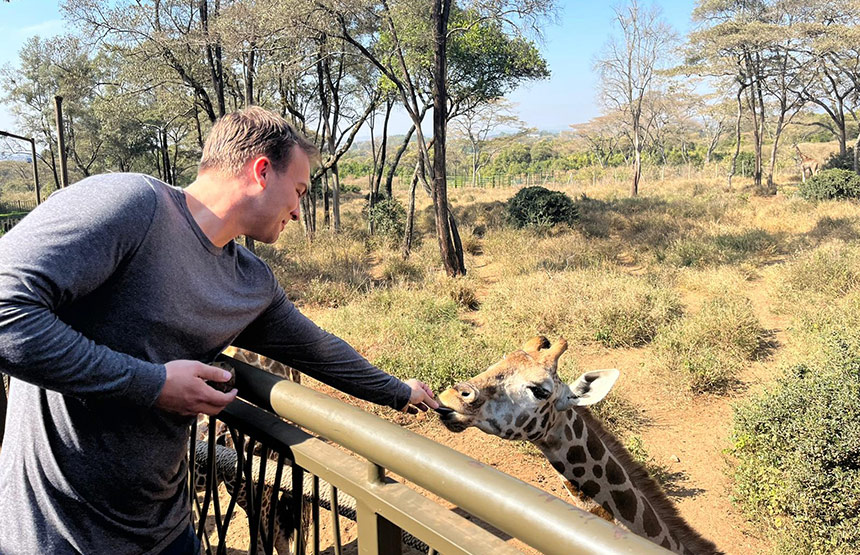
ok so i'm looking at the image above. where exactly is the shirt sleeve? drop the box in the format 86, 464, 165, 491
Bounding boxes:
0, 179, 166, 407
232, 288, 413, 411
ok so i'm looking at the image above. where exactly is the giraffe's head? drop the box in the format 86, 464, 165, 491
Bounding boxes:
438, 336, 619, 441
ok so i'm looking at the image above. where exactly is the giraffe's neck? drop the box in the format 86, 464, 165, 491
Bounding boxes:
535, 408, 717, 555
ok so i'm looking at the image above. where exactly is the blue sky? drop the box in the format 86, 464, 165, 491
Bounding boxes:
0, 0, 699, 140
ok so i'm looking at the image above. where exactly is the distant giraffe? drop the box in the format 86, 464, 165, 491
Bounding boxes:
794, 144, 820, 182
437, 336, 721, 555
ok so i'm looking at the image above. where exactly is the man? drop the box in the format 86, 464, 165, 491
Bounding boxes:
0, 106, 438, 554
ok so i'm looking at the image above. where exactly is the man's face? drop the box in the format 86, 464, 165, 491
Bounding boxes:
252, 146, 310, 244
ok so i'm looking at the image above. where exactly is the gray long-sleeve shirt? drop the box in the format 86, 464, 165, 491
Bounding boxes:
0, 174, 411, 554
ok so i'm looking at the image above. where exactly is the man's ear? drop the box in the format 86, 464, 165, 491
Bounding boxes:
554, 369, 620, 411
251, 156, 270, 188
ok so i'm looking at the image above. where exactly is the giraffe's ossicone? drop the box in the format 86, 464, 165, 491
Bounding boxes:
437, 336, 721, 555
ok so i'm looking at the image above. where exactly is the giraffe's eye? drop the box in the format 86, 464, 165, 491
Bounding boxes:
529, 385, 551, 400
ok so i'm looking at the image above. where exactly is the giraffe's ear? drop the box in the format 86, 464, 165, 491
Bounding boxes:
555, 369, 620, 410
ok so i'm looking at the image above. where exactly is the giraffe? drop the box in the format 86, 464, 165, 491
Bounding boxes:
196, 347, 301, 446
192, 440, 431, 554
437, 336, 721, 555
222, 346, 302, 383
794, 144, 820, 183
192, 440, 296, 554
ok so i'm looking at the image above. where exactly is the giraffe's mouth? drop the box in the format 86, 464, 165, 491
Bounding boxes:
436, 404, 470, 432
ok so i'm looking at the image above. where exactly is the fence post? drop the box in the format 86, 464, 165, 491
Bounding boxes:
29, 138, 41, 204
54, 96, 69, 189
357, 461, 402, 555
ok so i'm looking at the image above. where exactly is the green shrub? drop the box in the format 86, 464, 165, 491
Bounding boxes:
506, 186, 578, 228
822, 148, 855, 171
797, 169, 860, 201
732, 341, 860, 553
365, 198, 406, 245
654, 295, 763, 394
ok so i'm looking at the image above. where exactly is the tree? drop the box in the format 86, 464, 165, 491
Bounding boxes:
2, 35, 104, 188
325, 0, 552, 275
687, 0, 771, 190
571, 113, 626, 169
451, 99, 523, 186
595, 0, 676, 196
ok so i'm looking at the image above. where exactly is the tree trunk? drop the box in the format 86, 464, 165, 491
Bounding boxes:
754, 62, 766, 191
631, 129, 641, 197
372, 99, 393, 199
431, 0, 464, 276
727, 86, 744, 191
200, 0, 225, 120
331, 163, 341, 232
402, 158, 422, 259
323, 171, 331, 229
854, 128, 859, 174
766, 113, 785, 194
385, 114, 423, 197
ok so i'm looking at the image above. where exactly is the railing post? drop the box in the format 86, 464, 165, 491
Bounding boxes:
29, 138, 41, 204
357, 461, 401, 555
54, 96, 69, 189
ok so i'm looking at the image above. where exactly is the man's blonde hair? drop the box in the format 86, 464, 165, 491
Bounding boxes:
199, 106, 318, 176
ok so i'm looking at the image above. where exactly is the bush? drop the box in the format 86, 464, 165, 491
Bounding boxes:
798, 169, 860, 201
822, 148, 855, 171
732, 339, 860, 553
654, 295, 763, 394
365, 198, 406, 245
506, 186, 578, 228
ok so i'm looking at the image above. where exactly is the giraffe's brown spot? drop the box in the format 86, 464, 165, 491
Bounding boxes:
527, 430, 543, 441
539, 413, 549, 429
606, 457, 626, 485
524, 417, 538, 433
503, 411, 514, 425
586, 432, 606, 461
661, 537, 672, 550
514, 413, 529, 428
642, 500, 662, 538
564, 425, 573, 441
566, 445, 587, 465
593, 465, 603, 479
610, 489, 638, 522
572, 466, 585, 478
550, 460, 566, 474
580, 480, 600, 499
572, 417, 583, 438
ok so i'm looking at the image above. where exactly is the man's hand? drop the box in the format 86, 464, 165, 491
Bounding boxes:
155, 360, 238, 416
401, 379, 439, 415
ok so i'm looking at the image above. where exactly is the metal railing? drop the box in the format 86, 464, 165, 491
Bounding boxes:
191, 354, 670, 554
